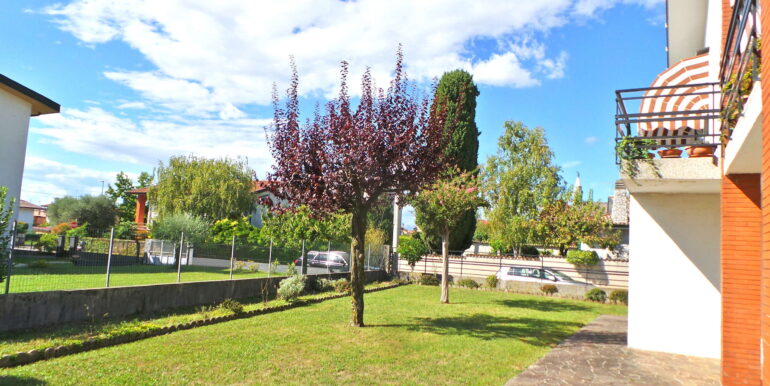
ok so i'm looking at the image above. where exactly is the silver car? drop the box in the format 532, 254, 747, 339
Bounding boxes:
496, 265, 591, 286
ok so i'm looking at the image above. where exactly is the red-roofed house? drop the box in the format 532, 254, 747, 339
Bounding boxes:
17, 200, 47, 226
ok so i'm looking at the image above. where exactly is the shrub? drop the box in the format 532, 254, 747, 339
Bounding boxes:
609, 289, 628, 305
269, 259, 280, 275
521, 246, 539, 256
15, 222, 29, 234
248, 263, 260, 273
28, 259, 50, 269
585, 288, 607, 303
114, 221, 137, 239
278, 275, 306, 301
51, 222, 73, 235
418, 274, 440, 286
457, 278, 479, 289
36, 233, 58, 253
566, 250, 599, 266
219, 299, 244, 314
209, 217, 259, 244
334, 278, 351, 293
318, 278, 335, 292
150, 214, 210, 244
398, 236, 429, 267
541, 284, 558, 296
485, 275, 499, 289
66, 224, 89, 238
286, 261, 297, 276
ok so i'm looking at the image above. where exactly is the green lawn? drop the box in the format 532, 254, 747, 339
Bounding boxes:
7, 261, 277, 293
0, 285, 626, 385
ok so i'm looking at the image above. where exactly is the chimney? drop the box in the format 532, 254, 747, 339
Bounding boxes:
611, 180, 629, 225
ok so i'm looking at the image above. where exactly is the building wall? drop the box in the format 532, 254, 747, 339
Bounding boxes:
760, 0, 770, 380
721, 174, 761, 383
628, 193, 721, 358
16, 208, 34, 226
0, 89, 32, 224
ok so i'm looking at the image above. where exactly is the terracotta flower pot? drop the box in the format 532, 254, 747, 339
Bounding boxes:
657, 148, 682, 158
686, 146, 715, 158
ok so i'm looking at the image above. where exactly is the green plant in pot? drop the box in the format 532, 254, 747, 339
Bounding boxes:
615, 136, 660, 179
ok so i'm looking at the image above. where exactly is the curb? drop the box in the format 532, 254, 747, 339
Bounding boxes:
0, 283, 405, 369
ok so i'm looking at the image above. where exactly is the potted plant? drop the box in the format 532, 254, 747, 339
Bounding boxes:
657, 147, 682, 158
615, 136, 660, 179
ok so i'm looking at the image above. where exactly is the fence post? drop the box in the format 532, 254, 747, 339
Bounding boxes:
460, 255, 463, 279
4, 221, 17, 295
367, 244, 371, 270
105, 227, 115, 288
267, 238, 273, 279
177, 232, 184, 283
301, 240, 307, 275
229, 235, 236, 280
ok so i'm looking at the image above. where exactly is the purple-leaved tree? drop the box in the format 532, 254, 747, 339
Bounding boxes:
268, 50, 449, 326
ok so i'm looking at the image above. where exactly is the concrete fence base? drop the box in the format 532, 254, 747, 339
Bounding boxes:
0, 270, 386, 333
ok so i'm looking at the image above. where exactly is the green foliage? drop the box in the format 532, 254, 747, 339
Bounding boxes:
286, 261, 297, 276
538, 189, 618, 256
278, 275, 306, 301
106, 171, 153, 222
150, 214, 210, 244
566, 250, 600, 266
36, 233, 58, 253
0, 186, 14, 283
218, 299, 244, 314
114, 221, 137, 239
609, 290, 628, 305
418, 274, 440, 286
397, 235, 428, 267
615, 136, 659, 179
484, 121, 563, 254
150, 155, 255, 220
457, 278, 479, 289
540, 284, 558, 296
270, 259, 280, 275
473, 220, 490, 242
521, 246, 539, 256
209, 217, 259, 244
47, 195, 118, 233
51, 222, 73, 235
66, 224, 89, 238
485, 275, 499, 289
365, 226, 387, 250
259, 206, 350, 249
28, 259, 51, 269
367, 197, 394, 246
15, 221, 29, 234
585, 288, 607, 303
333, 278, 351, 293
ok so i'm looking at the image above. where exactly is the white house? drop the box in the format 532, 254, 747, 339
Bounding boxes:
0, 74, 60, 224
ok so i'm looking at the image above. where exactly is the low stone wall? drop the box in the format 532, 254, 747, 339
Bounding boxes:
0, 270, 386, 333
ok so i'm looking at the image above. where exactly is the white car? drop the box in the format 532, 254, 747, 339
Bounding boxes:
496, 265, 591, 286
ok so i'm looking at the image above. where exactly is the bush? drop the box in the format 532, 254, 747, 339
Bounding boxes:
36, 233, 58, 253
333, 278, 351, 293
269, 259, 280, 275
66, 224, 89, 238
150, 214, 210, 244
286, 261, 297, 276
318, 278, 335, 292
485, 275, 499, 289
28, 259, 50, 269
418, 274, 440, 286
585, 288, 607, 303
209, 217, 259, 244
15, 222, 29, 234
398, 236, 429, 268
278, 275, 306, 301
219, 299, 244, 314
521, 246, 539, 256
541, 284, 558, 296
609, 290, 628, 305
566, 250, 599, 266
457, 278, 479, 289
114, 221, 137, 239
51, 222, 73, 235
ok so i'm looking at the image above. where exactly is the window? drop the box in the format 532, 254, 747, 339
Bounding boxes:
315, 254, 328, 262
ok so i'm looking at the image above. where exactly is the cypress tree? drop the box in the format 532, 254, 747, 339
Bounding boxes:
416, 69, 480, 251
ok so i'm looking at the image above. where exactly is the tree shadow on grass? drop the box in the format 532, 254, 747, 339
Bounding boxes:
0, 375, 47, 385
372, 314, 583, 347
494, 298, 592, 313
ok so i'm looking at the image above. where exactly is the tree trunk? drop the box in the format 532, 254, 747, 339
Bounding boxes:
440, 232, 450, 304
350, 210, 367, 327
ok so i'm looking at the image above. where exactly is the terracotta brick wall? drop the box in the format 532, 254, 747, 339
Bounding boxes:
722, 174, 762, 384
761, 0, 770, 381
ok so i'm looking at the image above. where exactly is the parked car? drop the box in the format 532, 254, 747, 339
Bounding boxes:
496, 265, 591, 286
294, 251, 350, 272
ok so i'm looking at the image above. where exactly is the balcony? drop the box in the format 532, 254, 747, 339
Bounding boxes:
721, 0, 761, 174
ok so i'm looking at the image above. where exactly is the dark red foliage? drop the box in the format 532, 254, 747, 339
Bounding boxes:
268, 49, 449, 214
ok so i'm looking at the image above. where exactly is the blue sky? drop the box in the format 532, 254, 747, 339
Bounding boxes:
1, 0, 666, 227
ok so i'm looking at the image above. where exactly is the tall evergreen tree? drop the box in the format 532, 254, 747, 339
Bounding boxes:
416, 69, 480, 251
106, 171, 153, 222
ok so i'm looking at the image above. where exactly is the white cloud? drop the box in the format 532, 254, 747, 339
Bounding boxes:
584, 136, 598, 144
20, 156, 131, 205
116, 101, 146, 109
562, 161, 582, 168
573, 0, 664, 18
40, 0, 642, 116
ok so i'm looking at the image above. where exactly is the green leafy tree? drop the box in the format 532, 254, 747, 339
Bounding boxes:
209, 217, 260, 244
47, 195, 118, 234
410, 169, 486, 303
397, 235, 429, 268
416, 69, 480, 251
150, 156, 255, 221
538, 189, 618, 256
367, 197, 394, 246
0, 186, 15, 283
106, 171, 153, 222
259, 206, 350, 249
483, 121, 563, 255
150, 213, 210, 244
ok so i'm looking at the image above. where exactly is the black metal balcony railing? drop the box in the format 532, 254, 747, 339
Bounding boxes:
720, 0, 760, 142
614, 83, 721, 163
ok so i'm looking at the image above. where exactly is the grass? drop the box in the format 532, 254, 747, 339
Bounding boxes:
6, 260, 279, 293
0, 285, 626, 385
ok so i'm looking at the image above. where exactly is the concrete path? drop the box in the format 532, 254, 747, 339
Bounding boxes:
507, 315, 719, 385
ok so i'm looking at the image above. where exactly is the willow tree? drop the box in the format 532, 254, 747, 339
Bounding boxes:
268, 50, 448, 326
411, 170, 485, 303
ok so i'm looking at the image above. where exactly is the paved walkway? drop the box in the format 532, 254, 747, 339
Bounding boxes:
507, 315, 719, 385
